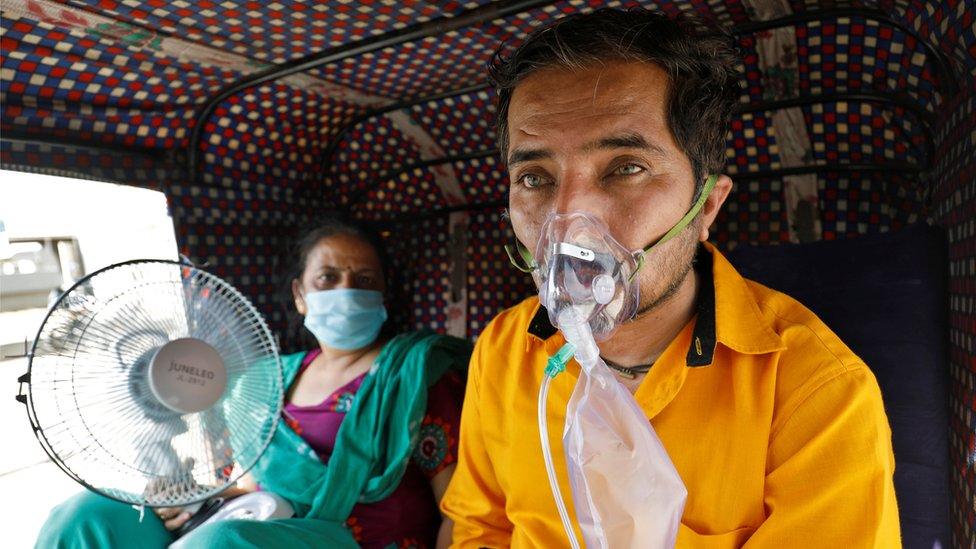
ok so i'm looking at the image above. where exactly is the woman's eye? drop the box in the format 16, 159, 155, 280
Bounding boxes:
613, 164, 644, 176
358, 276, 373, 286
518, 173, 547, 189
321, 273, 339, 283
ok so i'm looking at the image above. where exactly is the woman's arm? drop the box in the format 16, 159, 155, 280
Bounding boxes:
431, 464, 457, 549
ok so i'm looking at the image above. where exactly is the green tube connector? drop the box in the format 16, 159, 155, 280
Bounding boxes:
545, 342, 576, 378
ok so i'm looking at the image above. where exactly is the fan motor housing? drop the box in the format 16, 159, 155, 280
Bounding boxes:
148, 338, 228, 414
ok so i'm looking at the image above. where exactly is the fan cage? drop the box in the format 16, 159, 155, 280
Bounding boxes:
23, 259, 284, 507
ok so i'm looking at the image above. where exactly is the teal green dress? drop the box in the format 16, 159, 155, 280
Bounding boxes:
36, 332, 471, 548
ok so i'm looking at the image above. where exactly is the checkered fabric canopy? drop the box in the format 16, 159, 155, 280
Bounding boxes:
2, 0, 974, 544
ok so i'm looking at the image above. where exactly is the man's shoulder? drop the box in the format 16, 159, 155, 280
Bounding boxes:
475, 295, 541, 348
744, 278, 861, 367
741, 277, 881, 415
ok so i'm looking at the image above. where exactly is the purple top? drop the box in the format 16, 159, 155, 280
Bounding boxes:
282, 348, 463, 548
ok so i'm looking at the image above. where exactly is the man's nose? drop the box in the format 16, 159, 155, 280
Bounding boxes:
552, 173, 610, 216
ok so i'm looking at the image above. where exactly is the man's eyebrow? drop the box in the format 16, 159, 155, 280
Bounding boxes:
586, 133, 667, 155
507, 134, 665, 165
507, 147, 552, 166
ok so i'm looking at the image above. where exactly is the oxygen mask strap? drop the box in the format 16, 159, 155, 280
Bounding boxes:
631, 174, 718, 279
504, 238, 537, 273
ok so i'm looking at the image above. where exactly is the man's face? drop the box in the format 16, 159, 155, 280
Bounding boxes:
507, 59, 706, 314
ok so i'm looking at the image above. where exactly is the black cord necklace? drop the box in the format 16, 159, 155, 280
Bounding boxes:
601, 356, 653, 379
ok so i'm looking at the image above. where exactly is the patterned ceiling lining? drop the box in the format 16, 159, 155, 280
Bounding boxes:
791, 16, 940, 106
308, 4, 943, 114
308, 27, 496, 99
407, 90, 496, 156
60, 1, 494, 65
1, 0, 955, 194
353, 157, 508, 218
714, 176, 791, 247
0, 139, 169, 186
359, 166, 454, 214
878, 0, 976, 76
787, 0, 976, 76
0, 13, 224, 149
196, 82, 366, 192
0, 0, 392, 156
802, 102, 928, 166
300, 0, 704, 98
327, 115, 427, 206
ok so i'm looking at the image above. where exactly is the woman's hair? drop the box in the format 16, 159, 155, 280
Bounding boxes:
276, 214, 396, 350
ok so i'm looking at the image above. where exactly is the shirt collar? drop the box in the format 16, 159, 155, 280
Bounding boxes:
526, 242, 784, 366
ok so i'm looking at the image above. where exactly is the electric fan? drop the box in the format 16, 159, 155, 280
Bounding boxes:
17, 259, 283, 508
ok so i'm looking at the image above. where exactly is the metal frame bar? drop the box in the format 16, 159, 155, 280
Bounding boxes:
2, 131, 170, 160
736, 92, 936, 164
317, 82, 488, 172
343, 150, 496, 207
340, 91, 934, 208
313, 7, 955, 181
185, 0, 558, 181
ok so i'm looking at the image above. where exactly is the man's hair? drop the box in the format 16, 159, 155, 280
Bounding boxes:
489, 8, 741, 196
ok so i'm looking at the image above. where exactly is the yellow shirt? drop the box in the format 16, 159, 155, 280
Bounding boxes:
442, 243, 900, 548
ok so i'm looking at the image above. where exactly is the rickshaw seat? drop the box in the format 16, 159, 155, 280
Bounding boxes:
728, 223, 950, 548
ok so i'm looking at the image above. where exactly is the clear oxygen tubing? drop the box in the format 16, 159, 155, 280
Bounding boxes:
539, 343, 582, 549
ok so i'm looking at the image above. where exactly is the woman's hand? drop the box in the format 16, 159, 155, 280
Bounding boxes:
431, 464, 457, 549
154, 507, 193, 531
152, 474, 256, 531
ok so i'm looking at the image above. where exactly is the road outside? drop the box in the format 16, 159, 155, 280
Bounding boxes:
2, 356, 82, 548
1, 172, 179, 546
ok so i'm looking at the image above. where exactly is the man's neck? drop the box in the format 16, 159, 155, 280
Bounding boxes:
597, 269, 700, 368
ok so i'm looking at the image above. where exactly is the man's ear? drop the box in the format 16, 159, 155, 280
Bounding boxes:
292, 279, 307, 316
699, 174, 733, 242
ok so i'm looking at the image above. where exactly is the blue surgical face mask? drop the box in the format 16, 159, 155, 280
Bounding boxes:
303, 288, 388, 350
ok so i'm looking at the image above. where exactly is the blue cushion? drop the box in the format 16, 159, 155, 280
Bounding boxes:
727, 224, 950, 549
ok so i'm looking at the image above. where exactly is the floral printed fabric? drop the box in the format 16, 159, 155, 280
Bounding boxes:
282, 348, 464, 548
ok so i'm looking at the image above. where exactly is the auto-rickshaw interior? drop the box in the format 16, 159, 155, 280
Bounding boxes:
1, 0, 973, 546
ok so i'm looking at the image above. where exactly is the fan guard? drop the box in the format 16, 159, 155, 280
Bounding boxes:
21, 260, 282, 507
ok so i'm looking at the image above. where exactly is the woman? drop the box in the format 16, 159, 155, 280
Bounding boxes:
38, 217, 470, 549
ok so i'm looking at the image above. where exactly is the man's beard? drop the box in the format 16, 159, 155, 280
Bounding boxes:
632, 223, 700, 319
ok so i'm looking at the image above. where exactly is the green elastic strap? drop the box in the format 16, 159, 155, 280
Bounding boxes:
630, 174, 718, 279
504, 174, 718, 277
545, 342, 576, 378
504, 239, 537, 273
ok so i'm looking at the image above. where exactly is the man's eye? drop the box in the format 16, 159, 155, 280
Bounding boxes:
518, 173, 547, 189
613, 164, 644, 176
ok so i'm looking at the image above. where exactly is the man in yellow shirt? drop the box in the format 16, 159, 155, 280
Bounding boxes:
441, 8, 901, 548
